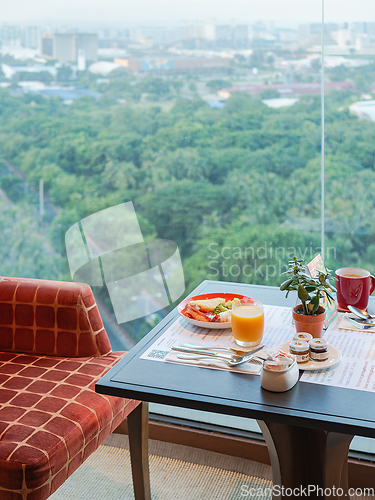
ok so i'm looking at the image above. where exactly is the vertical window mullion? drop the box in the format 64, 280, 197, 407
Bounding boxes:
321, 0, 325, 262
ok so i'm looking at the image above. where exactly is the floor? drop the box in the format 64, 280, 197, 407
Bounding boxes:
50, 433, 273, 500
50, 434, 375, 500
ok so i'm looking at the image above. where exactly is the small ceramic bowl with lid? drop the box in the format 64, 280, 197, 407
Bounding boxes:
289, 340, 310, 364
293, 332, 313, 343
309, 338, 329, 361
260, 352, 299, 392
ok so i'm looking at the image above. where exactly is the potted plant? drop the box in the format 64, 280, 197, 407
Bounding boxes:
280, 256, 336, 338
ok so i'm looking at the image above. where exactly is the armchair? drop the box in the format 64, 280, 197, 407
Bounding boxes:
0, 276, 149, 500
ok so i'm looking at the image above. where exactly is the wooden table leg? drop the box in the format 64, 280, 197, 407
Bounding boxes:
128, 402, 151, 500
258, 420, 353, 500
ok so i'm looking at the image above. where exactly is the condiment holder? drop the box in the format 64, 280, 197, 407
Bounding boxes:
309, 338, 329, 361
289, 332, 330, 364
260, 351, 299, 392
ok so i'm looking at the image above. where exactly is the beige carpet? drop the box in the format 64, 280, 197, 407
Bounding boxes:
50, 434, 273, 500
50, 434, 375, 500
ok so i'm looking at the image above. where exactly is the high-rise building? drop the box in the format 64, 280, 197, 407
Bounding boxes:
40, 33, 98, 63
365, 23, 375, 37
55, 34, 76, 62
299, 23, 338, 40
351, 22, 367, 35
215, 25, 232, 41
233, 25, 249, 41
22, 26, 39, 49
202, 25, 215, 41
277, 29, 299, 43
76, 33, 98, 61
0, 25, 21, 46
41, 35, 54, 58
186, 25, 204, 40
77, 49, 86, 71
336, 29, 352, 48
129, 26, 185, 46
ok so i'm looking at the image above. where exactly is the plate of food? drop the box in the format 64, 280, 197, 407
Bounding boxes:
278, 342, 341, 371
178, 293, 254, 329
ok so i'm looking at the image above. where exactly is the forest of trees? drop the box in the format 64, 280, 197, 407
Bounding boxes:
0, 75, 375, 341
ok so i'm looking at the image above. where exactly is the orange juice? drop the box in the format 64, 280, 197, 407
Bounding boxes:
231, 304, 264, 347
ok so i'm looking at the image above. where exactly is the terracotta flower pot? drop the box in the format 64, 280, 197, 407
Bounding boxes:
292, 305, 326, 338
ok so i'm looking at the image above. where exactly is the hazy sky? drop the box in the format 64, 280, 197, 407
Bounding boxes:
2, 0, 374, 25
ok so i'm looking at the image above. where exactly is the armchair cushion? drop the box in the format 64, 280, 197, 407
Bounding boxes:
0, 350, 135, 499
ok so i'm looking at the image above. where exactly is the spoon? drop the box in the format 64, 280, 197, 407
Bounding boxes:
177, 353, 262, 367
347, 305, 374, 321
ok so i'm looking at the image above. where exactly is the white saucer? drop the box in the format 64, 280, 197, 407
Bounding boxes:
279, 342, 341, 371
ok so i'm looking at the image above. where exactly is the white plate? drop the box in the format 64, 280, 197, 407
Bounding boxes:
179, 317, 232, 329
178, 292, 251, 330
279, 342, 341, 371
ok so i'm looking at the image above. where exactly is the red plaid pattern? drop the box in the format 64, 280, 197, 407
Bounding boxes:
0, 277, 140, 500
0, 277, 111, 357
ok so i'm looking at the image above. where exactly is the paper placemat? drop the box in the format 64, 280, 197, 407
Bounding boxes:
300, 312, 375, 392
140, 304, 295, 374
140, 302, 375, 391
165, 347, 263, 374
337, 313, 375, 332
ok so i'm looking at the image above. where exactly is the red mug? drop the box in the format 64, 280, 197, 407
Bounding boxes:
335, 267, 375, 311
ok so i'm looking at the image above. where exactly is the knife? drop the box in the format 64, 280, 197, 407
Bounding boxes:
171, 343, 265, 359
171, 346, 234, 358
347, 316, 375, 325
181, 342, 248, 354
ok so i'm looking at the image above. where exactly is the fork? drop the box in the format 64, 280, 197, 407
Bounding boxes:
181, 342, 264, 355
181, 342, 248, 355
177, 353, 262, 367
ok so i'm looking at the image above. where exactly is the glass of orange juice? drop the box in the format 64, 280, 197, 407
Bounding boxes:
231, 299, 264, 347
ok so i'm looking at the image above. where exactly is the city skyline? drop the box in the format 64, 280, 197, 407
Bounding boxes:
2, 0, 375, 25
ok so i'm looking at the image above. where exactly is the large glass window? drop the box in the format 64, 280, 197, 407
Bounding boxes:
0, 0, 328, 350
1, 0, 375, 454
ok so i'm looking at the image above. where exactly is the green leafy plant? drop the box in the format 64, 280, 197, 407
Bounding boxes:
280, 256, 336, 315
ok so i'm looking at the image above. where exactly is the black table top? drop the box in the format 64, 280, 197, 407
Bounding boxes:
96, 280, 375, 438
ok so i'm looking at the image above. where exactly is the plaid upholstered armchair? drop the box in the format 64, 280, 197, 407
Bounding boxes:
0, 276, 149, 500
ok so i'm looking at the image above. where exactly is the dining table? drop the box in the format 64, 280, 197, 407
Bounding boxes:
96, 280, 375, 500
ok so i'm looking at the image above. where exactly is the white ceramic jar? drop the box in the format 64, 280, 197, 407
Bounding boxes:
293, 332, 313, 342
289, 340, 310, 364
260, 358, 299, 392
309, 338, 329, 361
